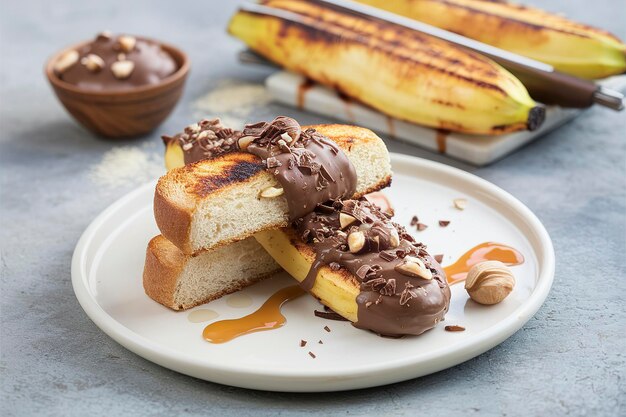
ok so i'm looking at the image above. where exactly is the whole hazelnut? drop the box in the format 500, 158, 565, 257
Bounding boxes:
465, 261, 515, 305
347, 231, 365, 253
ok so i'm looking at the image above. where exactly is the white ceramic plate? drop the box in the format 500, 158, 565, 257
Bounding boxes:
72, 154, 554, 392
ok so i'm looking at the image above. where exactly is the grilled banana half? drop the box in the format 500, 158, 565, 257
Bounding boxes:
228, 0, 545, 135
164, 138, 185, 171
255, 200, 451, 337
356, 0, 626, 80
255, 228, 361, 321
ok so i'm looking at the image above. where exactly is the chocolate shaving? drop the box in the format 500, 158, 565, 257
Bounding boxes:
266, 157, 282, 169
416, 223, 428, 231
318, 340, 323, 344
395, 248, 408, 259
356, 265, 371, 279
329, 262, 341, 271
309, 351, 316, 358
434, 254, 444, 264
439, 220, 450, 227
380, 279, 396, 296
314, 310, 349, 321
369, 264, 383, 273
215, 127, 234, 139
362, 277, 386, 291
379, 251, 397, 262
316, 204, 335, 214
300, 340, 307, 347
324, 326, 331, 332
445, 325, 465, 332
410, 216, 419, 226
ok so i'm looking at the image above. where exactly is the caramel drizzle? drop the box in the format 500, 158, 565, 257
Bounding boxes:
202, 286, 305, 344
296, 78, 315, 109
201, 242, 524, 343
443, 242, 524, 285
436, 129, 449, 154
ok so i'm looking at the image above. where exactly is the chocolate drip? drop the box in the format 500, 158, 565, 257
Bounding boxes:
246, 117, 357, 221
295, 200, 451, 337
162, 118, 243, 164
164, 116, 357, 221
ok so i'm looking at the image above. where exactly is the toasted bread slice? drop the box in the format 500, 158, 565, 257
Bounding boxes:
155, 124, 391, 254
143, 235, 281, 310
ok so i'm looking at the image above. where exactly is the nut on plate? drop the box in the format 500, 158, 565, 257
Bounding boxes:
453, 198, 467, 210
465, 260, 515, 305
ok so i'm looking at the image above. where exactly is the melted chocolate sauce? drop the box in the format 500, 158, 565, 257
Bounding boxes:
245, 117, 357, 221
295, 200, 451, 337
60, 33, 177, 91
162, 118, 242, 164
165, 116, 357, 221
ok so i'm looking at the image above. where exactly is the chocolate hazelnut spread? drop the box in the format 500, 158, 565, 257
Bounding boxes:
295, 200, 451, 337
57, 32, 177, 91
164, 116, 358, 221
245, 116, 357, 221
162, 118, 243, 164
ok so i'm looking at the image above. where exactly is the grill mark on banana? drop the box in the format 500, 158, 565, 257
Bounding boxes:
261, 0, 511, 96
398, 0, 622, 42
265, 1, 502, 72
355, 0, 626, 79
435, 0, 595, 39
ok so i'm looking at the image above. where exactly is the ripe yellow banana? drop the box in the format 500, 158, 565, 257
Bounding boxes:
228, 0, 544, 135
164, 139, 185, 171
254, 228, 361, 322
356, 0, 626, 80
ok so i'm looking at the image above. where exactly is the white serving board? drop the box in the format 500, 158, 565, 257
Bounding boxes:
266, 71, 626, 166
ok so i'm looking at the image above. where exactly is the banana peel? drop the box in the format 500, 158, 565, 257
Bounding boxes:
228, 0, 544, 135
356, 0, 626, 79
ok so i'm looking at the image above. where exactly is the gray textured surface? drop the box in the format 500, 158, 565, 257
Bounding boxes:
1, 0, 625, 416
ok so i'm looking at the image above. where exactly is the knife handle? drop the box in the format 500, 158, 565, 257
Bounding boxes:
503, 62, 623, 110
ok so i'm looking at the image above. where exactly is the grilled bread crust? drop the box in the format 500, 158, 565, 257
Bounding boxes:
154, 124, 392, 254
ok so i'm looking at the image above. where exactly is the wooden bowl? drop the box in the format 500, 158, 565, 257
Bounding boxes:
45, 37, 190, 139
